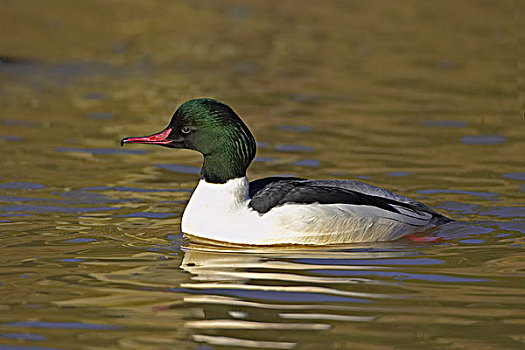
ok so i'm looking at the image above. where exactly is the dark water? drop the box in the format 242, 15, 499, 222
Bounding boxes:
0, 1, 523, 349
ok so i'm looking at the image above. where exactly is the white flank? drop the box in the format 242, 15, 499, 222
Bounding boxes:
181, 177, 436, 246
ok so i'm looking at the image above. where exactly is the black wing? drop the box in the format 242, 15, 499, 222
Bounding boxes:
248, 176, 305, 198
248, 178, 426, 215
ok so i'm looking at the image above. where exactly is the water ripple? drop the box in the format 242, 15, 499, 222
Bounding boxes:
0, 205, 118, 214
4, 321, 119, 330
460, 135, 506, 145
55, 147, 146, 155
156, 164, 201, 174
0, 182, 45, 190
417, 189, 498, 199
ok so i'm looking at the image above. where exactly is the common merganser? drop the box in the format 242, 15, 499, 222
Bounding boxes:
121, 98, 452, 245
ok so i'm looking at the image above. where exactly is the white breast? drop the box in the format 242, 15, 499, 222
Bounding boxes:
181, 177, 267, 242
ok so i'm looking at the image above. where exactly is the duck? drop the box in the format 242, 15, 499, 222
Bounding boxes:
121, 98, 452, 246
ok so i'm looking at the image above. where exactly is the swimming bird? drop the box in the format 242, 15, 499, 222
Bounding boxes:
121, 98, 452, 245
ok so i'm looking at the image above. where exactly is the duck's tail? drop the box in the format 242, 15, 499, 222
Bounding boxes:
431, 213, 454, 225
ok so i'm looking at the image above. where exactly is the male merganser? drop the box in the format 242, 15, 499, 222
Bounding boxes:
121, 98, 452, 245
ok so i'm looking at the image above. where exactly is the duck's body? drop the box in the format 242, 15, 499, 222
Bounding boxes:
122, 98, 451, 246
182, 177, 448, 245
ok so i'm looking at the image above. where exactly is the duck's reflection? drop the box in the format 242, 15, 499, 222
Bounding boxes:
55, 239, 427, 348
179, 242, 415, 349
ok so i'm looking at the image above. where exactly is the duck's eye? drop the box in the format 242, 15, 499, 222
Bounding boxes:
181, 126, 191, 134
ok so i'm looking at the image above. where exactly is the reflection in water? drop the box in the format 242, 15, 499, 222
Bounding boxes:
1, 222, 522, 349
175, 242, 470, 348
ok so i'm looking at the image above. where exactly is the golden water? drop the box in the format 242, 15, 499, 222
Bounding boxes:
0, 1, 523, 349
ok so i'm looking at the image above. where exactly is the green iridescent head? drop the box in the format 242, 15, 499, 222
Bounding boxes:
122, 98, 256, 183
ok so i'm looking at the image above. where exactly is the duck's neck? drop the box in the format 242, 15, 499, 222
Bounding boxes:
201, 153, 248, 184
199, 123, 256, 184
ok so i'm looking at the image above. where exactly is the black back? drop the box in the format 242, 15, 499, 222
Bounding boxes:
249, 178, 425, 215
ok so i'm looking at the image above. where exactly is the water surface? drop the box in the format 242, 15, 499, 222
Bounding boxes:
0, 1, 523, 349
